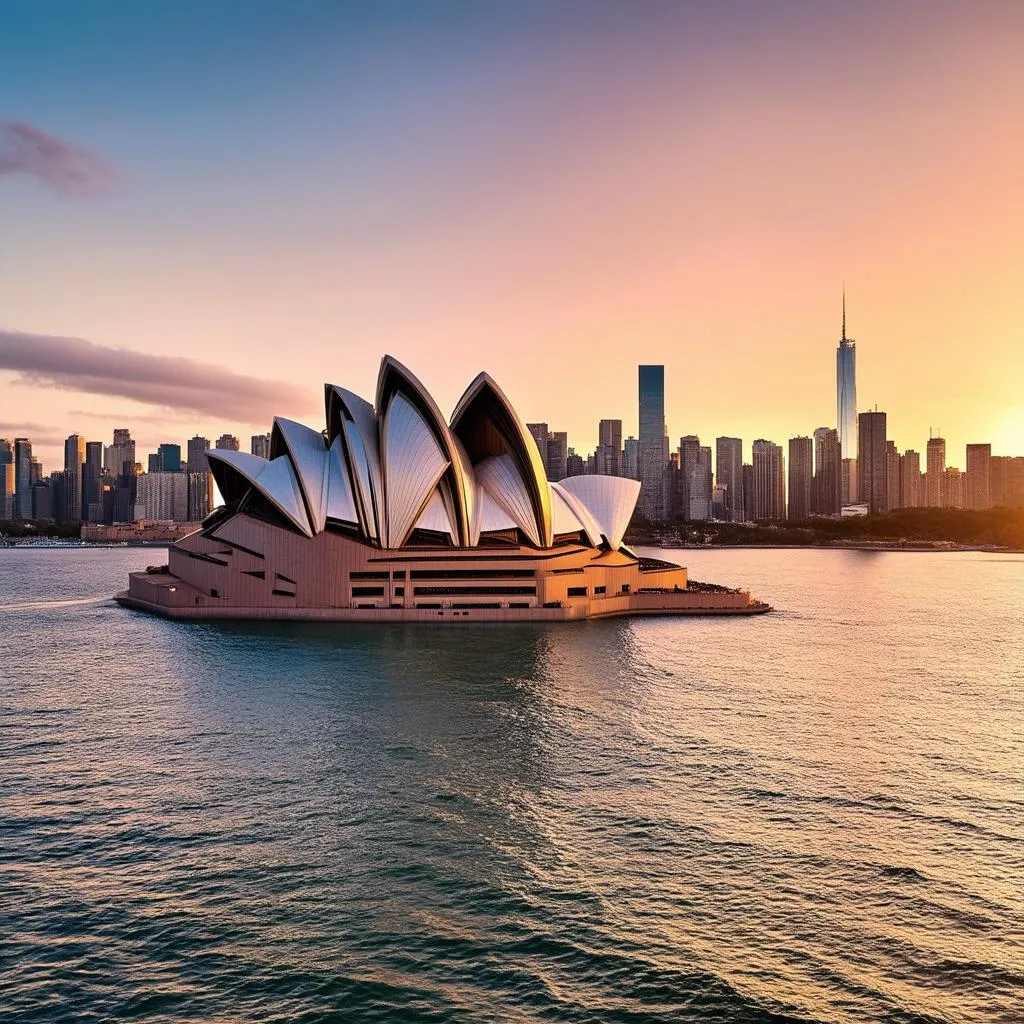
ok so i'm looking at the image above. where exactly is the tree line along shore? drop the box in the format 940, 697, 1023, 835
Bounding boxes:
2, 507, 1023, 551
625, 507, 1024, 551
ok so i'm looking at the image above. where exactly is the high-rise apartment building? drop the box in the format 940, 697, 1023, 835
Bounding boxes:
84, 441, 104, 522
679, 437, 711, 520
136, 472, 189, 522
188, 471, 213, 522
597, 419, 622, 476
990, 456, 1024, 508
857, 411, 887, 513
944, 467, 964, 509
155, 443, 182, 473
926, 436, 946, 507
215, 434, 240, 452
105, 428, 136, 478
885, 441, 901, 511
545, 431, 568, 481
638, 365, 667, 519
742, 464, 755, 522
715, 437, 745, 522
836, 293, 857, 461
0, 439, 13, 519
187, 435, 211, 474
899, 450, 922, 508
965, 444, 992, 510
63, 434, 86, 521
841, 457, 857, 506
812, 427, 841, 515
623, 437, 639, 480
752, 440, 785, 520
787, 436, 813, 520
526, 423, 548, 466
14, 438, 33, 519
250, 433, 272, 459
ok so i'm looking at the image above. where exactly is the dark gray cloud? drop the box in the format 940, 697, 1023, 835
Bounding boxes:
0, 118, 115, 197
0, 331, 314, 423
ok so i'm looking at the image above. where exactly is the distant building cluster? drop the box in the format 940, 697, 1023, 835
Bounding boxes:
506, 295, 1024, 523
2, 300, 1023, 529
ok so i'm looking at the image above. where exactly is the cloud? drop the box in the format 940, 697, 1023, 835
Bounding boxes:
0, 331, 314, 424
0, 422, 68, 447
0, 118, 116, 197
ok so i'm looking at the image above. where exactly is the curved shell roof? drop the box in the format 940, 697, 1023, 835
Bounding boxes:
212, 356, 640, 552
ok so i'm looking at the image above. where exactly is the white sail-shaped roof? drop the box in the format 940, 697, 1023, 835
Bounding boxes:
381, 392, 450, 548
450, 372, 552, 548
557, 475, 640, 549
549, 482, 597, 544
273, 417, 329, 534
377, 356, 473, 546
325, 435, 358, 524
476, 486, 518, 533
475, 454, 540, 546
412, 487, 457, 538
207, 449, 312, 537
251, 456, 313, 537
327, 384, 383, 541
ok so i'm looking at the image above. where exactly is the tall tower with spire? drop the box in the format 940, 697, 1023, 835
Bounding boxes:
836, 289, 857, 461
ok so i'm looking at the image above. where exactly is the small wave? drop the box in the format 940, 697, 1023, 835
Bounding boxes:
0, 597, 107, 613
880, 865, 926, 881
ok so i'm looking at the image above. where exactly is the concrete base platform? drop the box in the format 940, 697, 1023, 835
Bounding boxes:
114, 588, 771, 623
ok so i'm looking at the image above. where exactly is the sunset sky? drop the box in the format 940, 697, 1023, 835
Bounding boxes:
2, 0, 1022, 472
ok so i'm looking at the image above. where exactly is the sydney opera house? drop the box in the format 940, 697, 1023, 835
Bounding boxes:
118, 358, 767, 622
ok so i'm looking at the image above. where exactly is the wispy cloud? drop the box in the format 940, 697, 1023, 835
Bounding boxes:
0, 422, 68, 446
0, 331, 314, 423
0, 118, 116, 197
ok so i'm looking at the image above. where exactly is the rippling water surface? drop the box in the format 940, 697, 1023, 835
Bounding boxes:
1, 547, 1022, 1023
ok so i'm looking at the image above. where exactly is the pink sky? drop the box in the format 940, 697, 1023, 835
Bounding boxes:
1, 2, 1022, 471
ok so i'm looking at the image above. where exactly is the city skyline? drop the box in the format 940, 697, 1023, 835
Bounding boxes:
2, 2, 1023, 470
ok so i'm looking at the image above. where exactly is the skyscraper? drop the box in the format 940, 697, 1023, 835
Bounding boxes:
0, 439, 13, 519
597, 419, 622, 476
526, 423, 548, 468
965, 444, 992, 510
187, 435, 211, 474
545, 431, 568, 481
84, 441, 104, 522
14, 438, 33, 519
679, 436, 711, 520
715, 437, 745, 522
787, 436, 813, 520
156, 443, 182, 472
752, 440, 785, 520
812, 427, 841, 515
136, 472, 189, 521
836, 291, 857, 461
857, 411, 887, 513
742, 463, 755, 522
885, 441, 901, 511
900, 450, 922, 508
105, 429, 136, 477
926, 436, 946, 507
63, 434, 86, 521
188, 471, 213, 522
944, 467, 964, 509
215, 434, 240, 452
638, 365, 667, 519
250, 433, 271, 459
623, 436, 639, 480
